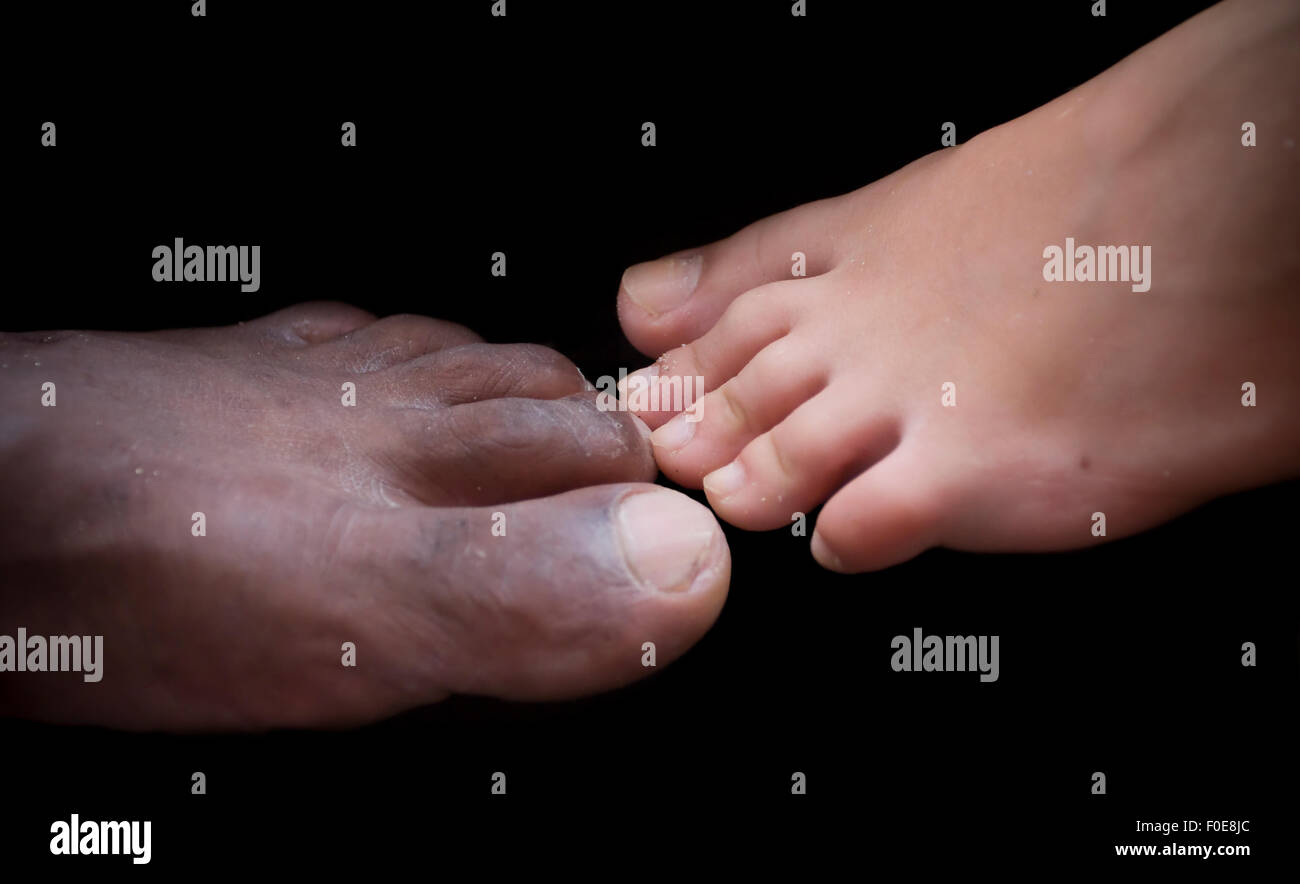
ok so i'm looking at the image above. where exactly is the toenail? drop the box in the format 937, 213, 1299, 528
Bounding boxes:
702, 461, 745, 499
620, 254, 703, 315
810, 532, 845, 572
651, 414, 696, 451
617, 491, 719, 593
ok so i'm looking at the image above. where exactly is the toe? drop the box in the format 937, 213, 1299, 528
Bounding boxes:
246, 301, 377, 344
651, 336, 829, 488
316, 313, 484, 372
382, 393, 656, 505
617, 195, 846, 356
358, 484, 730, 704
620, 278, 805, 429
382, 342, 590, 407
701, 385, 901, 531
812, 444, 943, 573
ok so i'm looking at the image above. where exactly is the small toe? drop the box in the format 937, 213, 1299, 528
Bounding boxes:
382, 342, 590, 407
812, 444, 943, 573
382, 393, 656, 506
316, 313, 485, 372
621, 278, 807, 428
246, 301, 377, 345
701, 386, 901, 531
651, 335, 830, 487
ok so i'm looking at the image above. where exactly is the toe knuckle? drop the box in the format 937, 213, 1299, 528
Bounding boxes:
669, 341, 706, 383
764, 430, 799, 485
717, 384, 752, 434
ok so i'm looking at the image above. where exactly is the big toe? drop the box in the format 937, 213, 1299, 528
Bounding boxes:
357, 485, 731, 705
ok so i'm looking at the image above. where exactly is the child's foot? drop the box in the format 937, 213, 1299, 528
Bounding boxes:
0, 303, 729, 729
616, 0, 1300, 572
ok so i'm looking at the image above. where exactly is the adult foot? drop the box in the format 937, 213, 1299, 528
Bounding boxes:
0, 303, 729, 729
616, 0, 1300, 572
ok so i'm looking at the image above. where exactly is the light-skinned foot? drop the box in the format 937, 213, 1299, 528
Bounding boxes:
617, 0, 1300, 572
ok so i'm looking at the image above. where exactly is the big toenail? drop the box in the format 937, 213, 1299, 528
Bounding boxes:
620, 254, 703, 315
618, 491, 718, 593
651, 414, 695, 451
702, 461, 745, 498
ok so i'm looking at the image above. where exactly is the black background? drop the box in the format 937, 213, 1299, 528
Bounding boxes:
3, 0, 1295, 872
